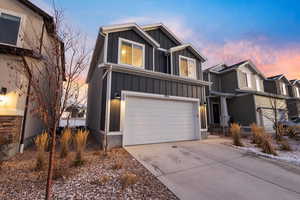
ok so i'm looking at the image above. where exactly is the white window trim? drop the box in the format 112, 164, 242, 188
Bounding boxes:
295, 87, 300, 97
256, 76, 261, 91
179, 55, 197, 79
118, 37, 145, 68
0, 8, 26, 48
246, 73, 252, 88
282, 83, 287, 95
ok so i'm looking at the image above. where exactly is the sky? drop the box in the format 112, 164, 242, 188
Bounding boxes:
32, 0, 300, 80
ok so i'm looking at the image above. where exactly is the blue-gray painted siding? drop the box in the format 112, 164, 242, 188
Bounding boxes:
107, 30, 154, 70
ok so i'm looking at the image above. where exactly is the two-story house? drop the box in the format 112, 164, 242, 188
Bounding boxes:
86, 23, 210, 148
0, 0, 64, 159
204, 60, 287, 132
287, 79, 300, 119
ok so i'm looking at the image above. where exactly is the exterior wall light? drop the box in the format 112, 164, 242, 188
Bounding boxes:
114, 92, 121, 99
0, 87, 7, 102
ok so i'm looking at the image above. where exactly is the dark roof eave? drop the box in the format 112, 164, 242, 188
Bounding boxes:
18, 0, 55, 33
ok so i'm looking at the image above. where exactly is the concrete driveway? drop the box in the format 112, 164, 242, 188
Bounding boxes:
125, 136, 300, 200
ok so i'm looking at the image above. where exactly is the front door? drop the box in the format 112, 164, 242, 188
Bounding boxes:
212, 103, 220, 124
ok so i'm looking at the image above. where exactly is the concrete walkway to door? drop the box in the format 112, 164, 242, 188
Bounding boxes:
125, 136, 300, 200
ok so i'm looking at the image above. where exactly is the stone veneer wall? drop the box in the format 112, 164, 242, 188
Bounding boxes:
0, 116, 23, 160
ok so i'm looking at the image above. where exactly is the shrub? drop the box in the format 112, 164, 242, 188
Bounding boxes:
120, 172, 138, 188
287, 126, 298, 138
230, 123, 244, 147
60, 128, 72, 158
250, 123, 264, 146
276, 124, 286, 141
111, 160, 123, 170
73, 129, 89, 166
279, 140, 292, 151
261, 133, 278, 156
34, 131, 49, 171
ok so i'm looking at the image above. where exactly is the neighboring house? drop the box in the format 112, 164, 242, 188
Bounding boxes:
204, 60, 287, 132
264, 74, 291, 97
287, 79, 300, 119
86, 23, 209, 148
0, 0, 64, 159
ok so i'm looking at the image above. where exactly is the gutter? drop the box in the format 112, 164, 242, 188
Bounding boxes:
99, 62, 212, 86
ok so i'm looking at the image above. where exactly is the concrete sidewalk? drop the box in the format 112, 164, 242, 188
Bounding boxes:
125, 137, 300, 200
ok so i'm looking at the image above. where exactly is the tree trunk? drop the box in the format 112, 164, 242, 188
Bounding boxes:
45, 124, 57, 200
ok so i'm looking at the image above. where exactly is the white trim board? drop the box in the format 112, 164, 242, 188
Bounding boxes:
99, 63, 211, 86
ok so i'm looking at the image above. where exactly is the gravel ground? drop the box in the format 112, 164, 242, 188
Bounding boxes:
0, 148, 178, 200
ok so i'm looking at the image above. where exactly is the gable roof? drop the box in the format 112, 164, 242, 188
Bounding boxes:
169, 44, 207, 62
17, 0, 55, 33
267, 74, 284, 80
100, 23, 160, 48
205, 60, 266, 79
141, 23, 182, 45
290, 79, 299, 85
267, 74, 290, 85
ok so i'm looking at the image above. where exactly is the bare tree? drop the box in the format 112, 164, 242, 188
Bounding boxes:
257, 95, 287, 140
9, 4, 90, 200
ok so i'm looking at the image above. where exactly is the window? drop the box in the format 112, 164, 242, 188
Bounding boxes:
282, 83, 287, 95
0, 12, 21, 46
256, 77, 261, 91
179, 56, 197, 79
119, 38, 144, 68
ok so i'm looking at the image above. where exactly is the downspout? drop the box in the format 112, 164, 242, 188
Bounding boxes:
103, 65, 112, 151
19, 57, 32, 153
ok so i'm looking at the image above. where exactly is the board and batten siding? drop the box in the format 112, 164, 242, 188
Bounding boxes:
220, 71, 238, 93
107, 30, 154, 70
154, 49, 170, 74
172, 48, 202, 80
109, 71, 205, 131
145, 29, 178, 49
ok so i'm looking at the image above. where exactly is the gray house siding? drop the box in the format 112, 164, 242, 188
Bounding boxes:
172, 48, 202, 80
154, 49, 170, 74
287, 99, 300, 118
221, 71, 238, 93
109, 71, 205, 131
264, 80, 277, 94
86, 67, 105, 138
228, 94, 256, 126
107, 30, 154, 70
145, 29, 177, 49
210, 73, 221, 92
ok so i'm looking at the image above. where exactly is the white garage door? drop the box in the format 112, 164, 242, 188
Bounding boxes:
123, 96, 199, 146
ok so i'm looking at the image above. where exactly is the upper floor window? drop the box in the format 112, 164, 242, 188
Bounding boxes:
118, 38, 144, 68
241, 72, 251, 88
179, 55, 196, 79
281, 83, 287, 95
0, 11, 21, 46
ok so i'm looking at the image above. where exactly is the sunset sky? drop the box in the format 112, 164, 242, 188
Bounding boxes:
33, 0, 300, 80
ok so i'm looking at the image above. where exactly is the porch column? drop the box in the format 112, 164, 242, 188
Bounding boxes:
220, 96, 229, 127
